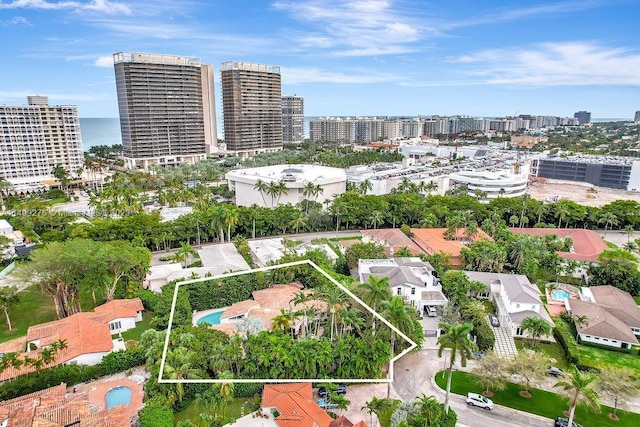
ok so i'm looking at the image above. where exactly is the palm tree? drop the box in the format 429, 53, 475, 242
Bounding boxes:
437, 322, 476, 413
0, 177, 12, 210
598, 212, 618, 239
554, 365, 600, 427
164, 348, 204, 404
290, 210, 308, 234
247, 203, 261, 239
369, 210, 384, 230
173, 242, 198, 268
382, 296, 415, 398
224, 205, 239, 242
51, 164, 70, 192
572, 314, 589, 341
520, 316, 552, 348
253, 179, 269, 207
555, 203, 571, 228
358, 275, 392, 333
359, 179, 373, 195
271, 309, 295, 338
267, 181, 288, 207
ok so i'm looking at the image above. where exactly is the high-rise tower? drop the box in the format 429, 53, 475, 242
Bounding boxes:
113, 52, 217, 169
281, 95, 304, 144
0, 96, 83, 192
573, 111, 591, 125
220, 61, 282, 158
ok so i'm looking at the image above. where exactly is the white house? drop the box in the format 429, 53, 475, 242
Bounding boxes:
0, 298, 144, 382
359, 257, 447, 312
464, 271, 554, 338
567, 286, 640, 349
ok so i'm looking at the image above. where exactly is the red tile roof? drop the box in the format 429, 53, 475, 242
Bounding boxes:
361, 229, 425, 256
329, 415, 354, 426
1, 299, 143, 382
411, 228, 492, 267
262, 383, 333, 427
0, 383, 130, 426
508, 228, 608, 262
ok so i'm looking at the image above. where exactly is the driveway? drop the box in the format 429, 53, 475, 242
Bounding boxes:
392, 348, 553, 427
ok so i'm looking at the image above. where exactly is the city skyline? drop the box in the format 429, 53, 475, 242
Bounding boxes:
0, 0, 639, 119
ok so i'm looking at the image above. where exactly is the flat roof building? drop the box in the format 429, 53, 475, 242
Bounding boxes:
226, 164, 346, 208
221, 61, 283, 158
113, 52, 217, 169
0, 96, 83, 192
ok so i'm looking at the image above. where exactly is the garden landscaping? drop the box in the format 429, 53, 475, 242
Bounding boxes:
435, 370, 640, 427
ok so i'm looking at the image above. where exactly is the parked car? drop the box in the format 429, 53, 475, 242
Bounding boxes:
547, 366, 564, 377
426, 306, 437, 317
487, 314, 500, 327
318, 384, 346, 398
554, 417, 583, 427
465, 392, 494, 410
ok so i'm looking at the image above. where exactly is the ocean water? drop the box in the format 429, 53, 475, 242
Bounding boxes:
79, 117, 122, 151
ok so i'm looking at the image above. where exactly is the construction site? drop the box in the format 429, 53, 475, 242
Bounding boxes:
526, 181, 640, 207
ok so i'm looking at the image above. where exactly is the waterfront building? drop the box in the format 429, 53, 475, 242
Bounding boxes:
573, 111, 592, 125
221, 61, 282, 158
0, 96, 83, 192
282, 95, 304, 144
113, 52, 217, 169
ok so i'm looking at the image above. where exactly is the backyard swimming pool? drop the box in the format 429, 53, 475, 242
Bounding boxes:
105, 386, 132, 409
552, 289, 573, 300
196, 310, 223, 325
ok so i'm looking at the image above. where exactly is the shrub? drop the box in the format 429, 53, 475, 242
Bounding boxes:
553, 318, 579, 364
233, 382, 263, 398
138, 403, 174, 427
473, 322, 495, 351
136, 289, 160, 311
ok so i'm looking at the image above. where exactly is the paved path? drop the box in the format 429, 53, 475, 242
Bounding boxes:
393, 348, 553, 427
492, 326, 518, 358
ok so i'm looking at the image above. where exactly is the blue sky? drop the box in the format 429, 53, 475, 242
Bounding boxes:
1, 0, 639, 119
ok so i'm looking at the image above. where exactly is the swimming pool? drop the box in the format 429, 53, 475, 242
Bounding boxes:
196, 310, 223, 325
552, 289, 573, 300
105, 386, 132, 409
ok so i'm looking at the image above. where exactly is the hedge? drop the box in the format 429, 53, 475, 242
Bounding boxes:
139, 403, 174, 427
0, 347, 145, 401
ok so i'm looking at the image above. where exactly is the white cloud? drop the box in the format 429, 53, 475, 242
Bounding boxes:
439, 42, 640, 87
281, 66, 401, 84
0, 0, 130, 14
93, 55, 113, 67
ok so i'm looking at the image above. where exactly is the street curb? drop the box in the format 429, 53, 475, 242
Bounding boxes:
429, 371, 554, 425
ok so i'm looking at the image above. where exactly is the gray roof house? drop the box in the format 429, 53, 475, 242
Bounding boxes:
567, 285, 640, 349
464, 271, 553, 338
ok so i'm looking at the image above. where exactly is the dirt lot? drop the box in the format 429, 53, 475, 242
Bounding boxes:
526, 182, 640, 207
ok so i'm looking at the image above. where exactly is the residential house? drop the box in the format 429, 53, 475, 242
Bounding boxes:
0, 219, 28, 259
567, 285, 640, 349
0, 299, 144, 382
261, 383, 369, 427
464, 271, 554, 338
509, 228, 608, 278
411, 228, 493, 269
361, 228, 425, 257
0, 383, 129, 427
358, 257, 447, 313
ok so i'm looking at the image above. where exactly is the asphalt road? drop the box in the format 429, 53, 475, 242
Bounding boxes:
393, 348, 553, 427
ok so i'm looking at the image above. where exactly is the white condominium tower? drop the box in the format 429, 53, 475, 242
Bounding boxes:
0, 96, 83, 192
113, 52, 217, 169
221, 61, 282, 158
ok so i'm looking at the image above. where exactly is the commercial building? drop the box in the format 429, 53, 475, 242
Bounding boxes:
225, 164, 346, 208
221, 61, 282, 158
531, 155, 640, 191
0, 96, 83, 192
282, 95, 304, 144
113, 52, 217, 169
573, 111, 591, 125
447, 166, 529, 202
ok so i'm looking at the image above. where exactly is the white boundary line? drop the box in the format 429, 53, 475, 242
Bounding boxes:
158, 259, 417, 384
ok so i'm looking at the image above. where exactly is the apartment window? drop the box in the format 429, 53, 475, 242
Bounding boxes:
411, 288, 416, 295
109, 321, 122, 331
397, 287, 402, 295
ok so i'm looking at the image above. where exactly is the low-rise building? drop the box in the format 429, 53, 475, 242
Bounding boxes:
447, 167, 529, 201
567, 285, 640, 349
0, 299, 144, 382
358, 257, 447, 312
361, 229, 425, 257
226, 164, 346, 208
411, 228, 493, 269
464, 271, 553, 338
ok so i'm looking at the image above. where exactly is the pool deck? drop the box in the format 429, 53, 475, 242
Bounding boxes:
192, 307, 228, 325
79, 369, 147, 421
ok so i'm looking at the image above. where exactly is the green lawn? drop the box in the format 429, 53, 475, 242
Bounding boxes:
515, 339, 571, 371
435, 370, 640, 427
633, 296, 640, 305
0, 285, 56, 343
121, 311, 154, 342
174, 397, 259, 425
576, 345, 640, 373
